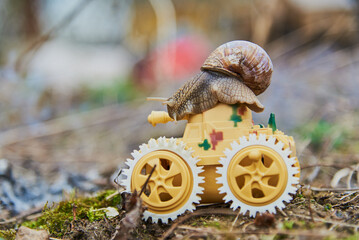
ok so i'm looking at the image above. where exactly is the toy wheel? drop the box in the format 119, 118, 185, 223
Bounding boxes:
121, 137, 204, 223
216, 134, 299, 217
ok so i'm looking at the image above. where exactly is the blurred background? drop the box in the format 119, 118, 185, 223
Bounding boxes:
0, 0, 359, 216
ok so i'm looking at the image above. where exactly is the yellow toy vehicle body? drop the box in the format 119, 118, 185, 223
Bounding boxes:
121, 103, 300, 223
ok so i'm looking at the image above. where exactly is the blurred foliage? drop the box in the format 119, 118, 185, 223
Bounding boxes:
342, 234, 359, 240
295, 120, 347, 153
80, 78, 140, 108
282, 220, 295, 230
0, 76, 141, 130
0, 229, 16, 240
21, 190, 121, 237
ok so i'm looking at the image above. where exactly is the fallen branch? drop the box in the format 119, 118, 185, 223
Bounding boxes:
105, 190, 122, 202
178, 225, 339, 238
139, 164, 157, 197
0, 103, 144, 147
15, 0, 95, 73
332, 193, 359, 207
229, 210, 241, 231
331, 164, 359, 189
0, 206, 43, 225
301, 163, 350, 170
292, 213, 359, 231
339, 191, 359, 201
160, 208, 238, 240
310, 187, 359, 192
276, 207, 288, 217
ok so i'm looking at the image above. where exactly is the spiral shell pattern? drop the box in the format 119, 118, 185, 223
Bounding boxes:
201, 40, 273, 96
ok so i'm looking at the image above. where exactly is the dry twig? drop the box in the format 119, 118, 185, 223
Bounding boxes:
0, 206, 43, 225
276, 207, 288, 217
332, 193, 359, 207
310, 187, 359, 192
331, 164, 359, 189
160, 208, 238, 240
139, 164, 157, 197
15, 0, 95, 73
105, 191, 122, 202
301, 163, 350, 170
339, 191, 359, 201
292, 213, 359, 231
177, 225, 338, 238
229, 210, 241, 231
0, 101, 151, 148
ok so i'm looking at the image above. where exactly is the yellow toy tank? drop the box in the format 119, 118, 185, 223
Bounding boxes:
121, 103, 300, 223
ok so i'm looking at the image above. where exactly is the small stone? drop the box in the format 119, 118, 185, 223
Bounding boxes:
246, 234, 259, 240
15, 226, 49, 240
254, 213, 275, 228
0, 158, 12, 178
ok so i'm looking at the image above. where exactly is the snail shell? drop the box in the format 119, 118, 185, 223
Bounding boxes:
201, 40, 273, 96
165, 40, 273, 121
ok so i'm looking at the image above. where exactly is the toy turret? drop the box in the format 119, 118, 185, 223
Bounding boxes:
147, 111, 174, 126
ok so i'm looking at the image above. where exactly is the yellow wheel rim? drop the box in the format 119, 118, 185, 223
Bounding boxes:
131, 150, 193, 214
227, 145, 288, 206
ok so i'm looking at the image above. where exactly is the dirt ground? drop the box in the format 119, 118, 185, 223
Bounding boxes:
1, 186, 359, 240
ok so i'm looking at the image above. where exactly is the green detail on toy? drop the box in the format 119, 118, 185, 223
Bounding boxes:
230, 104, 242, 127
198, 139, 211, 150
268, 113, 277, 132
259, 124, 264, 128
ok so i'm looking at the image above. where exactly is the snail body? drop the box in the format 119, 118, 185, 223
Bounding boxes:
162, 40, 273, 121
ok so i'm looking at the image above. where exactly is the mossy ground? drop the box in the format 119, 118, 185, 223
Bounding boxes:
0, 190, 122, 240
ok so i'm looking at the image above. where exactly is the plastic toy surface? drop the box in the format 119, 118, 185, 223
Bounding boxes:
121, 103, 300, 223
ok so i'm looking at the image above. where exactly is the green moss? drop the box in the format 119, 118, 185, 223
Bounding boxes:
297, 193, 304, 198
21, 190, 121, 237
283, 221, 294, 230
203, 221, 221, 229
189, 216, 225, 230
281, 220, 313, 231
87, 206, 109, 222
324, 203, 332, 211
0, 229, 16, 240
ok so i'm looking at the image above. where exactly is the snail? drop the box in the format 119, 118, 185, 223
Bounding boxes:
148, 40, 273, 121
